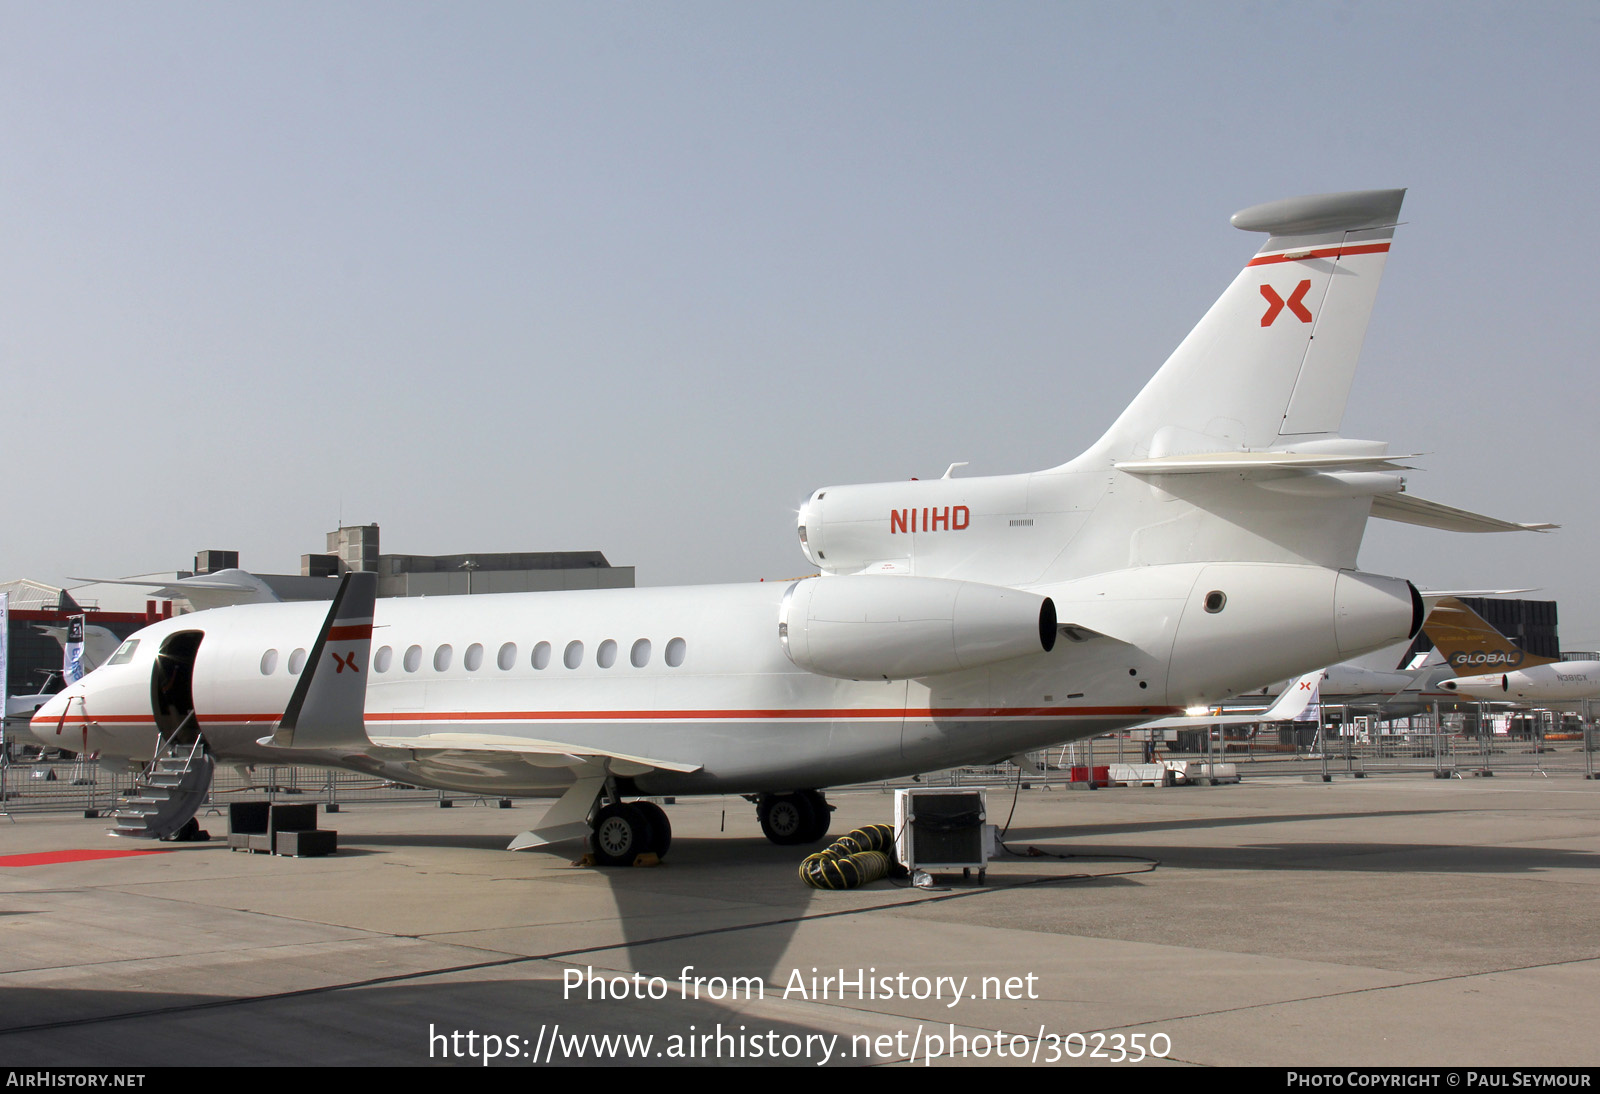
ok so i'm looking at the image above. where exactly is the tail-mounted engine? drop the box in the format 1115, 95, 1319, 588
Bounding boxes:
778, 575, 1056, 681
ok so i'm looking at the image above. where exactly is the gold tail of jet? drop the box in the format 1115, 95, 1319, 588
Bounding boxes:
1423, 597, 1555, 674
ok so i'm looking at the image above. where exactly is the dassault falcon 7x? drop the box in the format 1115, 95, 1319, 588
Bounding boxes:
33, 190, 1544, 863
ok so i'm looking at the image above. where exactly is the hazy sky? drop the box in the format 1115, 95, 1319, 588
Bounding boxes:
5, 3, 1598, 645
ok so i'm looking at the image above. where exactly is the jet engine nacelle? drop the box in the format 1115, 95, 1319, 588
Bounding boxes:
1164, 565, 1422, 703
778, 575, 1057, 680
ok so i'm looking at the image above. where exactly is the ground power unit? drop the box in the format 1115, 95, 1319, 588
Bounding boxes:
893, 787, 989, 883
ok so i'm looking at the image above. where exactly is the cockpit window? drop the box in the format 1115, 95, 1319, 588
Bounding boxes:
107, 639, 140, 666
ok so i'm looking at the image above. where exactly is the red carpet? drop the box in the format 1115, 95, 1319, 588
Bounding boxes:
0, 849, 174, 867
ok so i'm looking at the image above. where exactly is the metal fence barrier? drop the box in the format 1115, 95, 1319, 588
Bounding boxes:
0, 756, 510, 820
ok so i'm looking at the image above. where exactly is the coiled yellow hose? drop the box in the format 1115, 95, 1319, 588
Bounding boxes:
799, 823, 897, 890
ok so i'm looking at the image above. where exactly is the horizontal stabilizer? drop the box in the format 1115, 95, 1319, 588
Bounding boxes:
1417, 589, 1537, 616
1115, 452, 1416, 475
1422, 588, 1536, 597
1371, 493, 1557, 533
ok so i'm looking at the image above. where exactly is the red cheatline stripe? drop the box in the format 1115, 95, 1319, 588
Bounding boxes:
55, 705, 1180, 727
31, 713, 138, 724
1247, 241, 1390, 267
368, 708, 904, 721
366, 705, 1179, 721
0, 849, 173, 867
327, 624, 373, 640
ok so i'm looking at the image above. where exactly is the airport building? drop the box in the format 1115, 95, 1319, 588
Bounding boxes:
303, 525, 633, 598
2, 525, 633, 700
1399, 596, 1562, 663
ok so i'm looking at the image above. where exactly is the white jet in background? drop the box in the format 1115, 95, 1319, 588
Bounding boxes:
1427, 597, 1598, 703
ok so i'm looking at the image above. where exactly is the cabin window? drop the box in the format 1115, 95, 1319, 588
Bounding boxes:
563, 640, 584, 669
630, 639, 651, 668
464, 643, 484, 671
404, 645, 423, 672
434, 644, 453, 671
374, 645, 394, 673
288, 648, 308, 675
260, 649, 278, 675
532, 641, 551, 670
107, 639, 140, 666
596, 639, 617, 668
665, 637, 686, 668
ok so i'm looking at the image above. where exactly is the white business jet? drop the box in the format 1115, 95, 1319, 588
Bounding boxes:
32, 189, 1543, 863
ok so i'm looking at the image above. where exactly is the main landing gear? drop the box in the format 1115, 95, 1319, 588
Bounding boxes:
580, 787, 832, 864
590, 799, 672, 867
755, 789, 831, 846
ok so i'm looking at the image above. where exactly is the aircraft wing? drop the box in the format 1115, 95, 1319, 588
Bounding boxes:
70, 568, 284, 608
366, 732, 703, 776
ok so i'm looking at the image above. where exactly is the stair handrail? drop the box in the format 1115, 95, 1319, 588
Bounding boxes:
142, 711, 203, 783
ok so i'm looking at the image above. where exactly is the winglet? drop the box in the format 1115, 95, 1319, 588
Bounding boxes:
506, 776, 607, 851
261, 571, 377, 750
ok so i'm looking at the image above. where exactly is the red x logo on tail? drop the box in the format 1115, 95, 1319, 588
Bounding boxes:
333, 652, 360, 674
1260, 279, 1313, 326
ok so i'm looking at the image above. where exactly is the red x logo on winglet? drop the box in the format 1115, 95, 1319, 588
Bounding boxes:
1260, 279, 1313, 326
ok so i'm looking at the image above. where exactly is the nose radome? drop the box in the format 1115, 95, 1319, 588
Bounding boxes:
28, 691, 72, 744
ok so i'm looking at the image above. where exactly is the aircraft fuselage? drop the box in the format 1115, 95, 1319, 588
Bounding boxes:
32, 560, 1417, 796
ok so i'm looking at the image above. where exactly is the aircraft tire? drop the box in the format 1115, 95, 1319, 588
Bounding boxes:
631, 800, 672, 857
797, 789, 831, 844
758, 792, 815, 846
592, 803, 654, 866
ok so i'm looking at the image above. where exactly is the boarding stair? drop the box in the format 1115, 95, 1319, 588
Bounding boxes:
109, 719, 214, 840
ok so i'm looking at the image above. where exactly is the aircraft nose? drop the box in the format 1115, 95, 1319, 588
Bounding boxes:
28, 691, 73, 745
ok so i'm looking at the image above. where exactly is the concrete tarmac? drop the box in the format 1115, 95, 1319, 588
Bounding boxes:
2, 775, 1598, 1067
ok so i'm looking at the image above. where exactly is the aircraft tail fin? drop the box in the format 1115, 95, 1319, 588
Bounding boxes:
1086, 189, 1405, 460
261, 571, 377, 751
1260, 670, 1324, 722
1423, 596, 1557, 675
